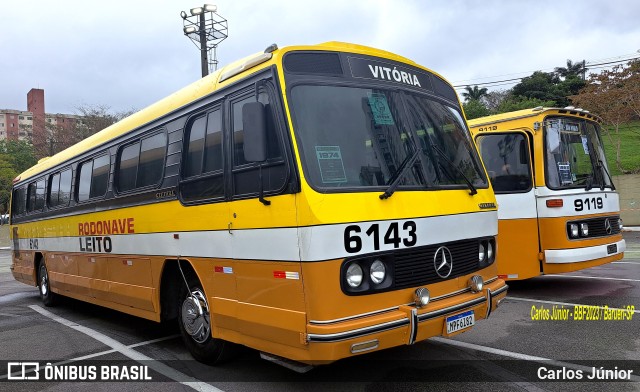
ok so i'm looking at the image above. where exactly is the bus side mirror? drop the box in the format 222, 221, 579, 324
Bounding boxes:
242, 101, 267, 162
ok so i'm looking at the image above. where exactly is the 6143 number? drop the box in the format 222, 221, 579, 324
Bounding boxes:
344, 221, 417, 253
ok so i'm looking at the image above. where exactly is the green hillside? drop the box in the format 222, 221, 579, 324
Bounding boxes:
602, 121, 640, 176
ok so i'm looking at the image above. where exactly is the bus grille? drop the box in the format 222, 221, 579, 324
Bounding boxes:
567, 215, 621, 238
393, 239, 481, 289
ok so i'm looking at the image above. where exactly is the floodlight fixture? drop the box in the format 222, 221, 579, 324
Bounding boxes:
180, 4, 229, 77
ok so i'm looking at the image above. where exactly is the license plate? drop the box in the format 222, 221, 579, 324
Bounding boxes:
607, 244, 617, 255
445, 310, 475, 334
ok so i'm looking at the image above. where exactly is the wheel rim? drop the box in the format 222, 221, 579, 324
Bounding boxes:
181, 288, 211, 343
39, 265, 48, 296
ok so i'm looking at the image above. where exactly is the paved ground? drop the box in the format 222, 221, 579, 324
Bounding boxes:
0, 230, 638, 391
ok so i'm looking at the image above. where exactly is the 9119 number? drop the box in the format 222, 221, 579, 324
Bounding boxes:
574, 197, 603, 211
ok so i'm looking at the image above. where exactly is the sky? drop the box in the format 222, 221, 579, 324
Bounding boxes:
1, 0, 640, 115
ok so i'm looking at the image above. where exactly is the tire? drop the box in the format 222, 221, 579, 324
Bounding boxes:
38, 262, 57, 307
178, 276, 230, 364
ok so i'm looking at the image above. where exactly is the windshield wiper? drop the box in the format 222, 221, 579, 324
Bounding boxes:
379, 148, 422, 200
584, 175, 594, 191
587, 140, 615, 191
430, 144, 477, 196
597, 159, 616, 191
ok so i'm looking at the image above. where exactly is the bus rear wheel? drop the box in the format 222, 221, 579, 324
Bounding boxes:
178, 278, 230, 364
38, 262, 57, 307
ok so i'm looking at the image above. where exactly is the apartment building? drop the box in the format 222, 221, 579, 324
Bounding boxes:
0, 88, 80, 144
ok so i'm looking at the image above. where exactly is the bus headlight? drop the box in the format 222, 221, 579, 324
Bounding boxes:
370, 259, 386, 285
569, 223, 579, 238
580, 223, 589, 237
619, 219, 624, 230
346, 264, 363, 288
479, 243, 486, 262
486, 241, 494, 261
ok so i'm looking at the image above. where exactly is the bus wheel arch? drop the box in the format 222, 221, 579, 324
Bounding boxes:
160, 258, 232, 364
32, 252, 44, 284
36, 256, 57, 307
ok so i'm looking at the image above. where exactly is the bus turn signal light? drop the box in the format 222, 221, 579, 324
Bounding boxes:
546, 199, 563, 208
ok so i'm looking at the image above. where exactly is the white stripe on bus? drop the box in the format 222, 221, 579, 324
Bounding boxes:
535, 188, 620, 219
16, 211, 497, 262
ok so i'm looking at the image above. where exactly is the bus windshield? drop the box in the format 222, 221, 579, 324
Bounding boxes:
545, 117, 613, 189
289, 84, 487, 191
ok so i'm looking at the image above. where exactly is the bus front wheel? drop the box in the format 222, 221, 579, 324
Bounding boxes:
178, 278, 230, 364
38, 262, 57, 307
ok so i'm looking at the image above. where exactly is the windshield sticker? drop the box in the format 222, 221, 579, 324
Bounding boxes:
367, 93, 395, 125
316, 146, 348, 184
558, 162, 573, 185
581, 136, 590, 154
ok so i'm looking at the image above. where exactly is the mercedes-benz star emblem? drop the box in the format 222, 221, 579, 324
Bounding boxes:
604, 218, 612, 235
433, 246, 453, 279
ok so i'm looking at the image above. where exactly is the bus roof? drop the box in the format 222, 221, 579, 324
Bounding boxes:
16, 41, 434, 184
467, 107, 602, 129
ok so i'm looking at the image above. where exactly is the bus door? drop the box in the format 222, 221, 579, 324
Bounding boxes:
476, 131, 540, 280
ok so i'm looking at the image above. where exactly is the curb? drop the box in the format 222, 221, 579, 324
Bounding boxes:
623, 227, 640, 232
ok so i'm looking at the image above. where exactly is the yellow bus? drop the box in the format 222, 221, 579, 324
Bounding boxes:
469, 107, 625, 281
10, 41, 507, 366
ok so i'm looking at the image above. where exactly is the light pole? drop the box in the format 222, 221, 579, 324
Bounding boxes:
180, 4, 228, 78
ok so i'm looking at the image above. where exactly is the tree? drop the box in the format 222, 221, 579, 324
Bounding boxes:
38, 104, 137, 158
511, 71, 561, 103
482, 89, 511, 112
0, 140, 37, 173
496, 96, 556, 113
571, 62, 640, 173
511, 70, 585, 107
462, 99, 490, 120
462, 85, 488, 102
622, 59, 640, 119
0, 159, 18, 213
555, 59, 587, 79
0, 141, 36, 213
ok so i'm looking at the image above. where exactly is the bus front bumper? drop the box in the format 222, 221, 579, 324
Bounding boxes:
545, 239, 626, 264
303, 278, 508, 362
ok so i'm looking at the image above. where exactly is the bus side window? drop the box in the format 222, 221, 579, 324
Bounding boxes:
11, 186, 27, 217
26, 179, 45, 213
77, 154, 110, 202
116, 132, 167, 193
49, 168, 72, 208
26, 182, 37, 213
35, 179, 45, 211
59, 169, 72, 206
230, 90, 286, 197
180, 107, 225, 202
477, 133, 532, 193
48, 172, 61, 207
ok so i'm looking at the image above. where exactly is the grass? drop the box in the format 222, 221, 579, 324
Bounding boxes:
601, 121, 640, 176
